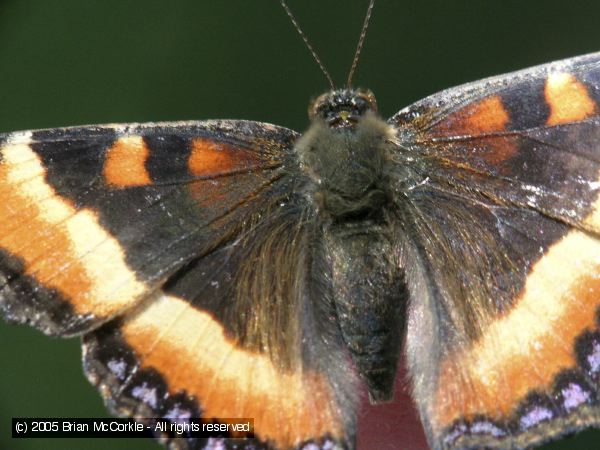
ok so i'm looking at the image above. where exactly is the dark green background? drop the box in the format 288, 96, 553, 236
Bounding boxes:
0, 1, 599, 449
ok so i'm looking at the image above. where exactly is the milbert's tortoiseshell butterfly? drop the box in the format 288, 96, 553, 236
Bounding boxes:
2, 1, 600, 449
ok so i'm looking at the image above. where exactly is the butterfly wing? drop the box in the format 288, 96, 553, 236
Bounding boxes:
0, 121, 356, 449
389, 52, 600, 449
0, 120, 293, 335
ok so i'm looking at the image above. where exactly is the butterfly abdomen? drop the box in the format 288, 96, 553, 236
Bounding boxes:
326, 221, 407, 403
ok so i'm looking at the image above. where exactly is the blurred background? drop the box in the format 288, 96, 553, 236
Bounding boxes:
0, 1, 599, 449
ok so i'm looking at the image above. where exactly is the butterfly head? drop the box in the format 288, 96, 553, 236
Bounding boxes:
309, 89, 378, 129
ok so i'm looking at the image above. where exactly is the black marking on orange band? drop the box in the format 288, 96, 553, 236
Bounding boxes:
498, 76, 550, 130
143, 132, 192, 184
32, 127, 118, 193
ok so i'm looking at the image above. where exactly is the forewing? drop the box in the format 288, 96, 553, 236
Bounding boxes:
390, 51, 600, 234
389, 52, 600, 449
0, 120, 295, 336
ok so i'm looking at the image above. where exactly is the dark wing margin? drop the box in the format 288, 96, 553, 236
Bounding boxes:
388, 52, 600, 449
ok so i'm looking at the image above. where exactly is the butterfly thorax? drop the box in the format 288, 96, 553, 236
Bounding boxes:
298, 88, 395, 219
296, 89, 405, 403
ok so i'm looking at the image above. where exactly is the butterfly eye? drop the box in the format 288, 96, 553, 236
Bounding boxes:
308, 93, 330, 121
355, 89, 378, 114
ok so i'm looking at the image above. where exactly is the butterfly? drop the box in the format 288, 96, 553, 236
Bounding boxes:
2, 1, 600, 449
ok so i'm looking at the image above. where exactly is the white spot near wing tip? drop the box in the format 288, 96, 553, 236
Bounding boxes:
7, 131, 33, 145
110, 124, 127, 135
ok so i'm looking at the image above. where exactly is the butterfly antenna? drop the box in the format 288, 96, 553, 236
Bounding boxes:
346, 0, 375, 88
280, 0, 335, 90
